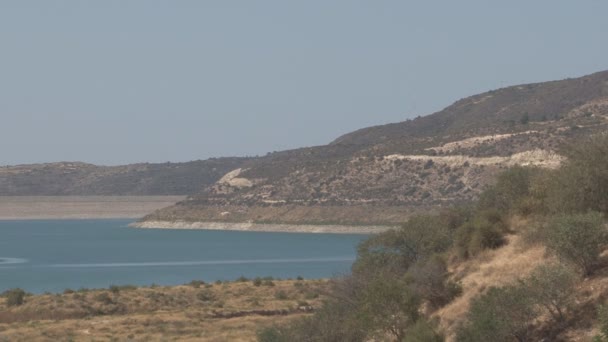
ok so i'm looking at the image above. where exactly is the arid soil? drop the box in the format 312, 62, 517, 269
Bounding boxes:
0, 279, 329, 341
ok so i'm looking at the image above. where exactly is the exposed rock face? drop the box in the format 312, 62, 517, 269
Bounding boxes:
141, 71, 608, 226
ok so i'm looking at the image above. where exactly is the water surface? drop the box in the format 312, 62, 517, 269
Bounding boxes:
0, 220, 367, 293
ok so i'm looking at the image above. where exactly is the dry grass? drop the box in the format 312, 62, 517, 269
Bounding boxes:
435, 234, 548, 341
0, 279, 329, 341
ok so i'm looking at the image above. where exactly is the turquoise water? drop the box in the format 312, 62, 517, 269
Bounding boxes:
0, 220, 367, 293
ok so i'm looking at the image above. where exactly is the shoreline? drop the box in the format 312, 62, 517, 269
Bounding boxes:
130, 220, 395, 234
0, 196, 186, 220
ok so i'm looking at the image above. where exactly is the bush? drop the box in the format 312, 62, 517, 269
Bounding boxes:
3, 288, 26, 307
274, 290, 289, 300
257, 326, 287, 342
457, 285, 537, 342
197, 289, 215, 302
189, 280, 205, 288
403, 319, 444, 342
477, 166, 538, 214
544, 211, 607, 275
354, 214, 452, 276
356, 275, 421, 341
523, 263, 579, 322
94, 292, 113, 305
594, 304, 608, 341
546, 134, 608, 214
406, 255, 462, 309
252, 277, 263, 287
454, 215, 506, 259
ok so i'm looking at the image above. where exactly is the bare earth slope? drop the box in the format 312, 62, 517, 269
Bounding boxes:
140, 70, 608, 227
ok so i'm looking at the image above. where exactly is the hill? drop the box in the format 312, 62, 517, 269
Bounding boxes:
139, 70, 608, 227
0, 158, 248, 196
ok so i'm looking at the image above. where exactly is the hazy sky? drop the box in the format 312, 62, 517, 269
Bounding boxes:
1, 1, 607, 165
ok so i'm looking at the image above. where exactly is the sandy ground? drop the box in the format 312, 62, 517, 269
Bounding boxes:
0, 196, 186, 220
131, 220, 393, 234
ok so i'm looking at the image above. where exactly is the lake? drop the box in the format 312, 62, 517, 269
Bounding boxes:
0, 220, 368, 293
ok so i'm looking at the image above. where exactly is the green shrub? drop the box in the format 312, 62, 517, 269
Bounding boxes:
356, 275, 421, 341
594, 304, 608, 341
189, 280, 205, 288
523, 263, 579, 322
274, 290, 289, 300
354, 214, 452, 276
406, 255, 462, 309
403, 319, 444, 342
457, 285, 537, 342
544, 211, 607, 275
236, 275, 249, 282
263, 279, 275, 287
477, 166, 538, 214
546, 134, 608, 214
94, 292, 113, 305
257, 326, 287, 342
454, 216, 506, 259
3, 288, 26, 307
197, 289, 214, 302
252, 277, 263, 287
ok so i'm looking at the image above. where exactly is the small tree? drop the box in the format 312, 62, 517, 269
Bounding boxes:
457, 285, 538, 342
403, 319, 444, 342
357, 275, 421, 341
4, 288, 26, 307
523, 263, 579, 322
406, 255, 462, 309
546, 134, 608, 214
454, 215, 506, 259
354, 214, 452, 276
544, 212, 607, 275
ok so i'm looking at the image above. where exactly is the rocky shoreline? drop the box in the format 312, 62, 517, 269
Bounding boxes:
130, 220, 394, 234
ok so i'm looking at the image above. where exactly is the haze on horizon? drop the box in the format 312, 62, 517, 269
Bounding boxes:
1, 0, 607, 166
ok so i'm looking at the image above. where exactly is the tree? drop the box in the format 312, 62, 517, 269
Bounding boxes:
356, 275, 421, 341
406, 255, 462, 309
544, 212, 607, 275
546, 133, 608, 214
457, 285, 538, 342
403, 319, 444, 342
3, 288, 26, 307
354, 215, 452, 276
523, 263, 579, 322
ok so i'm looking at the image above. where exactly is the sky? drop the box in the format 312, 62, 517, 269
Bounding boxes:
1, 1, 607, 166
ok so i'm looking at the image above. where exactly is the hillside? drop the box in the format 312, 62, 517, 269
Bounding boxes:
0, 279, 328, 341
140, 70, 608, 226
0, 158, 248, 196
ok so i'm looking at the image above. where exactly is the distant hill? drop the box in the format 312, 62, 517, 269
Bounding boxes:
4, 70, 608, 226
142, 70, 608, 226
0, 158, 248, 196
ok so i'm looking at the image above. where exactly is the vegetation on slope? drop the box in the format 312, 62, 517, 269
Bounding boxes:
0, 278, 328, 341
146, 70, 608, 225
259, 133, 608, 341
